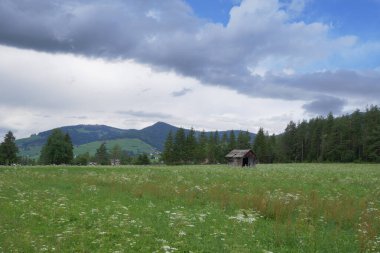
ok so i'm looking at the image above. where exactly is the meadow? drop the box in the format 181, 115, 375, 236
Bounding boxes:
0, 164, 379, 253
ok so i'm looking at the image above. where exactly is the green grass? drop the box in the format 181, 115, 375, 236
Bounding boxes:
18, 138, 155, 160
73, 138, 155, 156
0, 164, 379, 252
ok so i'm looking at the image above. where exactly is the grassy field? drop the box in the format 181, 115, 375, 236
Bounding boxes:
19, 138, 155, 160
73, 138, 155, 156
0, 164, 379, 252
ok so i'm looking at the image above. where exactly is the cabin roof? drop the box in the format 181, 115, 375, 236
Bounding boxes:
225, 149, 254, 158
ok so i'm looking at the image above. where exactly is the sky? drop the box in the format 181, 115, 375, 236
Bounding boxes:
0, 0, 380, 139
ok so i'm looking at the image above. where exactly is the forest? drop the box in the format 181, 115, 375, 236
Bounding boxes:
162, 105, 380, 164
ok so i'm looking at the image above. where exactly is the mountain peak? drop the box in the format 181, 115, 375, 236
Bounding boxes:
142, 121, 175, 130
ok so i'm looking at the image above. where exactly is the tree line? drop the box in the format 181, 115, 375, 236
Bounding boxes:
1, 105, 379, 165
277, 105, 380, 162
0, 129, 151, 165
162, 128, 257, 164
162, 105, 380, 164
40, 129, 152, 165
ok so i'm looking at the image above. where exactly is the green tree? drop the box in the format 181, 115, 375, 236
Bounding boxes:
162, 131, 175, 165
253, 128, 267, 163
40, 129, 73, 165
95, 142, 109, 165
135, 153, 151, 165
228, 130, 236, 151
220, 132, 230, 161
120, 151, 132, 165
173, 128, 186, 164
206, 132, 217, 163
285, 121, 298, 162
267, 134, 277, 163
73, 152, 90, 165
185, 128, 197, 163
110, 144, 122, 164
196, 130, 208, 163
0, 131, 19, 165
237, 130, 251, 149
367, 124, 380, 162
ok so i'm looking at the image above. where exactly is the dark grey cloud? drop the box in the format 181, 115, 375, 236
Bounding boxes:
302, 96, 346, 115
171, 88, 192, 97
117, 110, 172, 119
0, 0, 378, 112
273, 70, 380, 99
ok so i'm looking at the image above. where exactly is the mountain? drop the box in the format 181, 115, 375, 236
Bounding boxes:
16, 122, 256, 158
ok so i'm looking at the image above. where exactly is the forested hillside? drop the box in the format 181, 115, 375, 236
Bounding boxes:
277, 106, 380, 163
162, 106, 380, 164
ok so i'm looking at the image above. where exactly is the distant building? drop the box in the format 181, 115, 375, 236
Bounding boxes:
225, 149, 256, 167
111, 159, 120, 166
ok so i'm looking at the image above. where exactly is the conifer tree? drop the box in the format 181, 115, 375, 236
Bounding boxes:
95, 142, 109, 165
228, 130, 236, 151
185, 128, 197, 163
173, 128, 186, 164
197, 130, 208, 163
367, 125, 380, 162
0, 131, 19, 165
162, 131, 174, 164
253, 128, 267, 163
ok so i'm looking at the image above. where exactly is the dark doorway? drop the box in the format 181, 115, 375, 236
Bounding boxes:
242, 157, 248, 167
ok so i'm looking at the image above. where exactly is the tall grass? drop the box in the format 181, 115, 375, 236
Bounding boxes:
0, 164, 379, 252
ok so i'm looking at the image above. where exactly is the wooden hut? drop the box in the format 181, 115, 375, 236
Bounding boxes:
225, 149, 256, 167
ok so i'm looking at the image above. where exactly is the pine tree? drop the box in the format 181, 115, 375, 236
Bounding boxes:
0, 131, 19, 165
173, 128, 186, 164
220, 132, 229, 161
267, 134, 277, 163
39, 129, 73, 165
207, 132, 216, 163
282, 121, 297, 162
95, 142, 109, 165
237, 131, 251, 149
253, 128, 267, 163
196, 130, 208, 163
135, 154, 151, 165
162, 131, 174, 164
185, 128, 197, 163
228, 130, 236, 151
213, 131, 223, 163
367, 124, 380, 162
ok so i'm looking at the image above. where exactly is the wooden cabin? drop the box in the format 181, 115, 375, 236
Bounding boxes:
225, 149, 256, 167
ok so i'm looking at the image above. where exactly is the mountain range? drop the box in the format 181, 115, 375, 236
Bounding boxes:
16, 122, 256, 159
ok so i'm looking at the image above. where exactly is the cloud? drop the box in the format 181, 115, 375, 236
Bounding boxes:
303, 96, 346, 115
171, 88, 192, 97
117, 110, 173, 119
0, 0, 371, 104
0, 0, 379, 137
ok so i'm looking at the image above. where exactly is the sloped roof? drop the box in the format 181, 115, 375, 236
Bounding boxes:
225, 149, 254, 158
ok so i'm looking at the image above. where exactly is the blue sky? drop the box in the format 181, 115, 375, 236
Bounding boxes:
186, 0, 239, 24
302, 0, 380, 41
186, 0, 380, 71
0, 0, 379, 138
188, 0, 380, 41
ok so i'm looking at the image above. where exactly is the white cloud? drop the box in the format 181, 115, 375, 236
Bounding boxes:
0, 0, 379, 137
0, 45, 307, 137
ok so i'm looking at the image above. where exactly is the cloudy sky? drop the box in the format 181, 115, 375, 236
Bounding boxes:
1, 0, 380, 138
